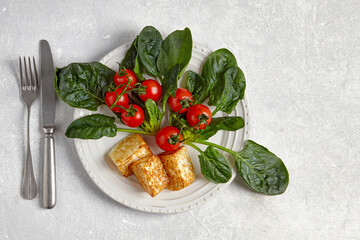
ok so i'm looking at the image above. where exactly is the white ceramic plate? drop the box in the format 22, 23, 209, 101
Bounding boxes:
73, 43, 250, 213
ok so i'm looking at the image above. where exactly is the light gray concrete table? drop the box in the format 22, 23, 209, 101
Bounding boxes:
1, 0, 359, 239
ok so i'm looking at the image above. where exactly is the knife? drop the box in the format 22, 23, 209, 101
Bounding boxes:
40, 40, 56, 209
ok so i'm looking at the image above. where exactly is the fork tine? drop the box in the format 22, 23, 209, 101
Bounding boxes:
28, 57, 33, 89
32, 57, 39, 90
28, 57, 35, 90
19, 57, 25, 89
23, 57, 29, 89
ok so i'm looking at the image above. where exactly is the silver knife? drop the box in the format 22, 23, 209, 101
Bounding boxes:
40, 40, 56, 209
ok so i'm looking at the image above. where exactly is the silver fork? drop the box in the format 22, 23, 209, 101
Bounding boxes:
19, 57, 39, 200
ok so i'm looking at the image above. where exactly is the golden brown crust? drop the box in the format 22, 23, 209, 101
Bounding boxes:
130, 155, 169, 197
159, 146, 195, 191
108, 134, 153, 177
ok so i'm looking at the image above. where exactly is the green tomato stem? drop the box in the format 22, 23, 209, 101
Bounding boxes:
158, 98, 167, 124
162, 98, 166, 114
117, 128, 154, 135
110, 79, 132, 108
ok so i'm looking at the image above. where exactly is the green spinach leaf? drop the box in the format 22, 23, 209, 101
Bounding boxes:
185, 70, 206, 104
65, 114, 117, 139
162, 64, 180, 103
235, 140, 289, 195
157, 27, 192, 80
209, 67, 246, 114
199, 146, 232, 183
120, 37, 138, 70
141, 99, 161, 134
133, 54, 146, 81
138, 26, 163, 77
128, 93, 146, 108
199, 116, 245, 140
55, 62, 115, 111
120, 36, 145, 81
197, 49, 237, 104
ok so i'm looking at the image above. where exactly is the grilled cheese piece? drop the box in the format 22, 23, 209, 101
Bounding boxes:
130, 155, 169, 197
108, 134, 152, 177
159, 146, 195, 191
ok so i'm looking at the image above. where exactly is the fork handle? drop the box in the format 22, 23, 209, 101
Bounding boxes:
42, 132, 56, 209
21, 145, 37, 199
21, 105, 37, 200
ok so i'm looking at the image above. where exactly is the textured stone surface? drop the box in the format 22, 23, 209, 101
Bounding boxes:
1, 0, 360, 239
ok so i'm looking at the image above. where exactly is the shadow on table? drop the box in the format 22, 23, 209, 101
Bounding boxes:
233, 173, 256, 195
52, 102, 125, 208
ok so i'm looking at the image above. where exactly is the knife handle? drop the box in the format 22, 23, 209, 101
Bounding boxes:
42, 132, 56, 209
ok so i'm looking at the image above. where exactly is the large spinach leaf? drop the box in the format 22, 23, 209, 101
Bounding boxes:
141, 99, 162, 134
157, 28, 192, 80
235, 140, 289, 195
55, 62, 115, 111
133, 54, 145, 81
162, 64, 180, 103
199, 116, 245, 140
197, 49, 237, 104
120, 36, 145, 81
138, 26, 162, 77
120, 37, 138, 70
199, 146, 232, 183
65, 114, 117, 139
209, 67, 246, 114
185, 70, 206, 104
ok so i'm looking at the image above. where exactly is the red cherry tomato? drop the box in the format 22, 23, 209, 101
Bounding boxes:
156, 126, 183, 152
139, 79, 162, 102
168, 88, 193, 113
121, 104, 145, 128
114, 69, 137, 90
104, 88, 129, 113
186, 104, 212, 130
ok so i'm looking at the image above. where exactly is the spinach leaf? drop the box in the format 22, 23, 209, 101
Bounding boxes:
120, 37, 138, 70
141, 99, 161, 134
162, 64, 180, 103
157, 27, 192, 80
199, 146, 232, 183
197, 49, 237, 104
185, 70, 206, 104
235, 140, 289, 195
209, 67, 246, 114
138, 26, 162, 77
199, 116, 245, 140
128, 93, 146, 109
133, 54, 146, 81
65, 114, 117, 139
120, 36, 145, 81
55, 62, 115, 111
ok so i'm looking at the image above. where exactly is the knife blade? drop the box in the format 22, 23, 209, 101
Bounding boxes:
40, 40, 56, 209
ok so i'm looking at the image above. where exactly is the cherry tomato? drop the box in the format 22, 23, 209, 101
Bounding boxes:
121, 104, 145, 128
139, 79, 162, 102
114, 69, 137, 90
104, 88, 129, 113
186, 104, 212, 130
156, 126, 183, 152
168, 88, 193, 113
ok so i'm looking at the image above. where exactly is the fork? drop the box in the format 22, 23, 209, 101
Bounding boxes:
19, 57, 39, 200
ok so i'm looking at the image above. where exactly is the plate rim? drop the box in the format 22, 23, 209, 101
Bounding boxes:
72, 43, 251, 213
